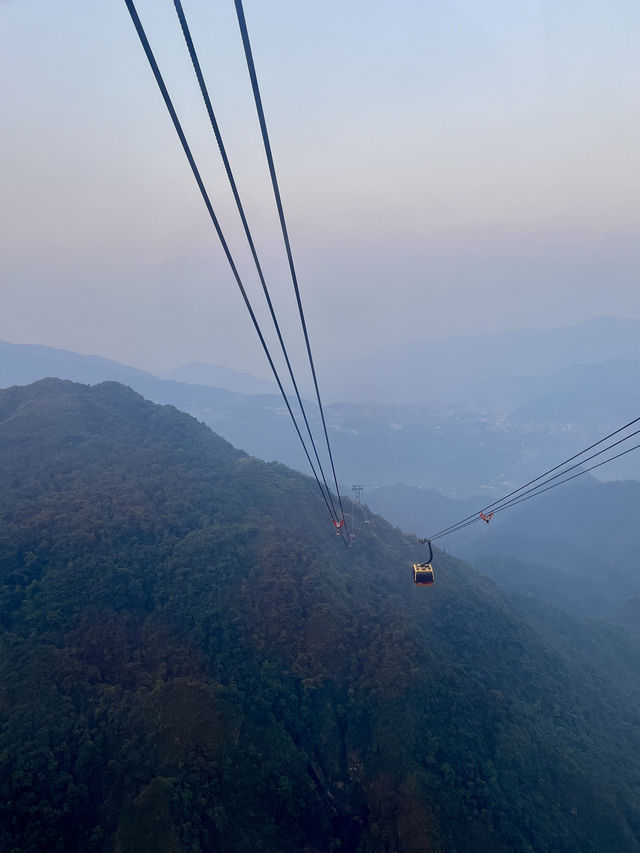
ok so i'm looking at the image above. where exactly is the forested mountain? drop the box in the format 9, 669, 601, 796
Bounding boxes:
2, 380, 640, 852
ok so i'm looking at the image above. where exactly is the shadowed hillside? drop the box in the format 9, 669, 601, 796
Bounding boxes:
1, 380, 640, 852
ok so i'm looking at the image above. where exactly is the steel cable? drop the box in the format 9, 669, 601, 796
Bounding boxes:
233, 0, 349, 535
172, 0, 339, 522
123, 0, 346, 542
427, 416, 640, 541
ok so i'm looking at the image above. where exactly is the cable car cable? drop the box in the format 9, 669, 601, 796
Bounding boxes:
428, 432, 640, 542
432, 425, 640, 540
441, 440, 640, 536
429, 516, 482, 543
123, 0, 346, 543
414, 438, 640, 583
427, 415, 640, 541
429, 415, 640, 540
172, 0, 339, 522
480, 426, 640, 516
489, 439, 640, 517
233, 0, 349, 535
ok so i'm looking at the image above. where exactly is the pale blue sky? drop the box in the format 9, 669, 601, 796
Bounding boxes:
2, 0, 639, 375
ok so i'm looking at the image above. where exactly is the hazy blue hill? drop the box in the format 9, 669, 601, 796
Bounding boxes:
0, 340, 244, 415
324, 316, 640, 405
2, 380, 640, 852
510, 358, 640, 430
163, 362, 278, 396
0, 341, 279, 417
0, 340, 157, 390
459, 477, 640, 614
365, 484, 478, 536
367, 476, 640, 620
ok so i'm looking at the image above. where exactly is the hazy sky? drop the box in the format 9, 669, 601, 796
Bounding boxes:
2, 0, 639, 377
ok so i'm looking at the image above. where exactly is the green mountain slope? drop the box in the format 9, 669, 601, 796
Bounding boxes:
1, 380, 640, 853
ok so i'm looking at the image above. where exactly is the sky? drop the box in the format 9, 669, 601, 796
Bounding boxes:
2, 0, 640, 378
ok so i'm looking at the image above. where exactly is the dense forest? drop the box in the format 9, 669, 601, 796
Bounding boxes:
1, 379, 640, 852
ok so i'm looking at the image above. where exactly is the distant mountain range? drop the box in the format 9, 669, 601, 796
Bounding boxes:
2, 317, 640, 493
0, 340, 156, 391
0, 341, 276, 399
323, 315, 640, 406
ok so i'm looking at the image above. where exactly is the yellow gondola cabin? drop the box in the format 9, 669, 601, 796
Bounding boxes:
413, 562, 434, 585
413, 538, 434, 585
